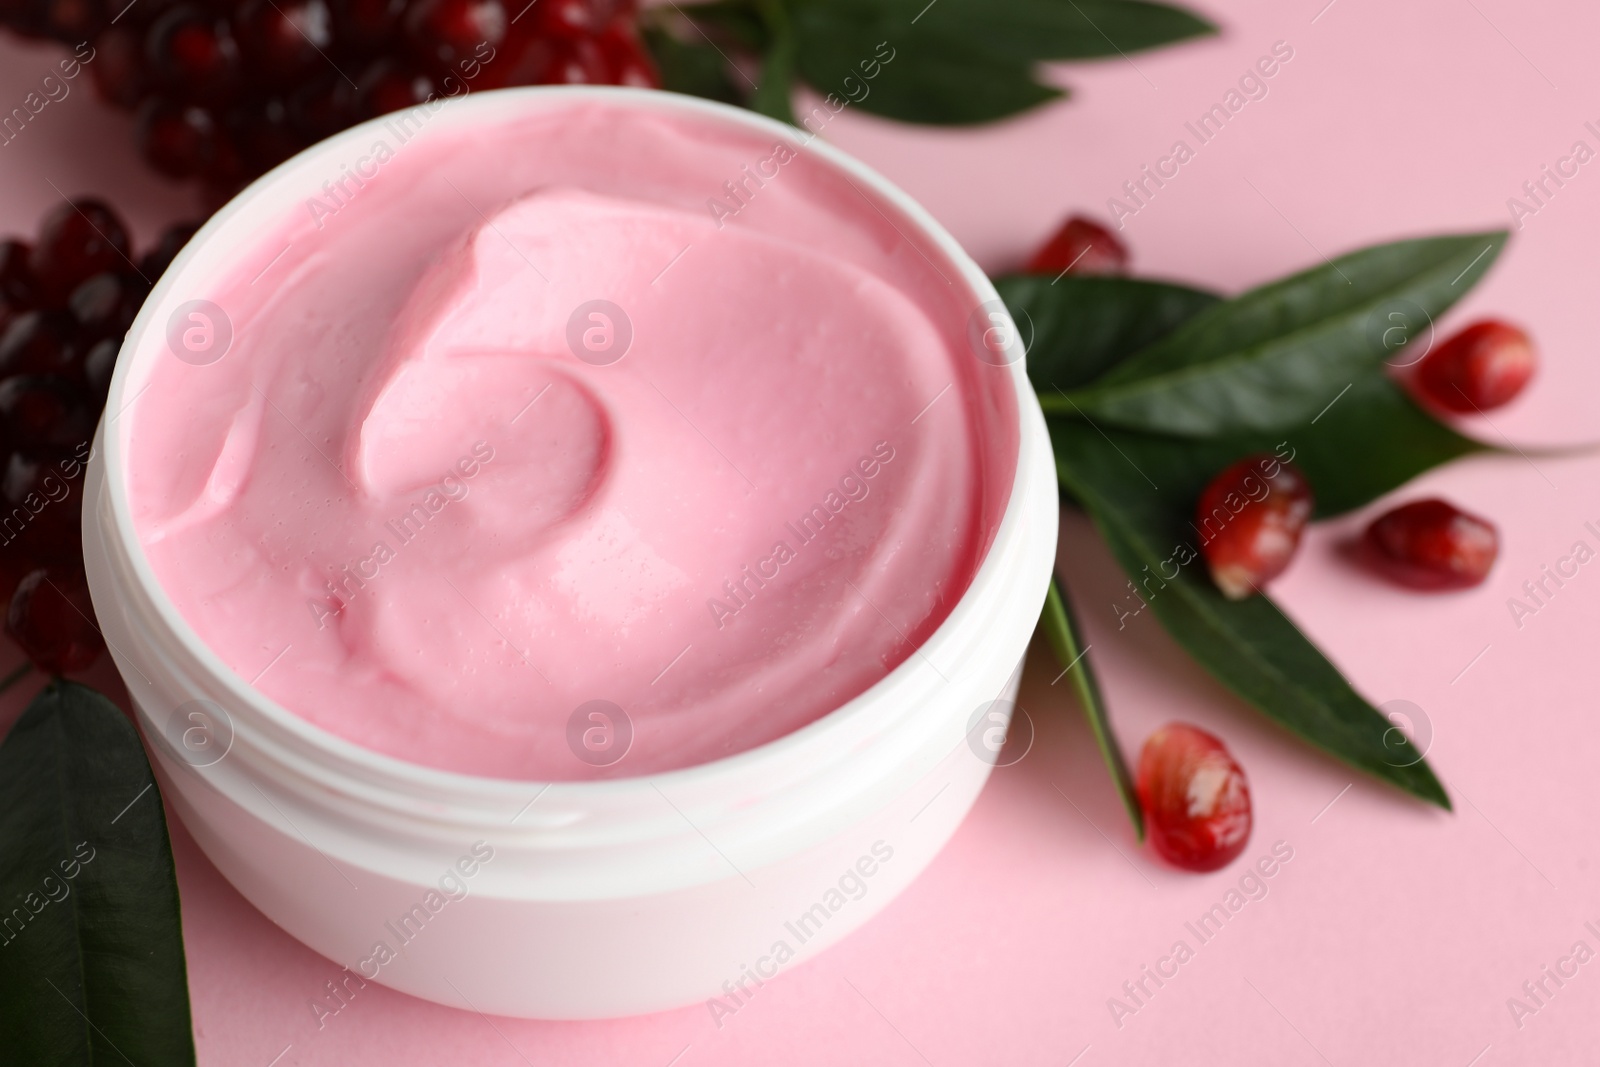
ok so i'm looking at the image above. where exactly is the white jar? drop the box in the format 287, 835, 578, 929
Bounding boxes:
83, 86, 1057, 1020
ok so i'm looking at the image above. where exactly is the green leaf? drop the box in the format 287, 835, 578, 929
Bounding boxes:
642, 25, 747, 106
1048, 232, 1509, 436
1250, 373, 1489, 518
0, 681, 196, 1065
749, 0, 800, 124
790, 6, 1062, 126
888, 0, 1216, 61
1039, 577, 1144, 839
993, 272, 1219, 393
1049, 419, 1450, 808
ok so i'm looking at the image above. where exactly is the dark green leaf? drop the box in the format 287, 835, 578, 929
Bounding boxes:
1049, 419, 1450, 807
642, 25, 747, 106
668, 0, 772, 52
1040, 577, 1144, 839
994, 272, 1219, 393
1254, 373, 1489, 517
749, 0, 800, 124
883, 0, 1216, 61
0, 681, 196, 1065
1049, 232, 1509, 436
790, 5, 1063, 125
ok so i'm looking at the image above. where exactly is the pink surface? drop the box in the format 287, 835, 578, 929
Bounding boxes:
3, 0, 1598, 1061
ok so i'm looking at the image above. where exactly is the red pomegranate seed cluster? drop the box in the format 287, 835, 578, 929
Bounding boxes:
0, 198, 197, 674
3, 0, 657, 201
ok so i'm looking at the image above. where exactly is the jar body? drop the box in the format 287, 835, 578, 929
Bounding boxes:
83, 86, 1059, 1020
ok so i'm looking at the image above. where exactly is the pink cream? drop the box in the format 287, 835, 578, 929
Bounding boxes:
126, 99, 1017, 779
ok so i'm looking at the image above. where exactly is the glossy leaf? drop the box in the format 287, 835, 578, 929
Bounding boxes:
1049, 419, 1450, 807
642, 26, 746, 106
749, 0, 800, 124
1050, 232, 1509, 436
1040, 577, 1144, 839
994, 272, 1219, 393
790, 7, 1061, 126
0, 681, 196, 1065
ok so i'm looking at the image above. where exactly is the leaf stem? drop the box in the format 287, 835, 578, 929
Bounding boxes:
1039, 575, 1144, 840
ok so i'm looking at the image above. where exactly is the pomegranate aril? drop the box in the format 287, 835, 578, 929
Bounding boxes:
287, 74, 359, 139
1026, 215, 1129, 276
0, 375, 94, 450
237, 0, 334, 84
544, 35, 606, 83
145, 6, 244, 100
403, 0, 507, 72
356, 58, 435, 116
0, 240, 37, 307
137, 97, 222, 178
2, 451, 86, 560
1136, 723, 1252, 872
43, 0, 104, 38
596, 22, 657, 88
535, 0, 598, 37
139, 220, 201, 280
1414, 319, 1536, 413
1363, 498, 1497, 591
90, 26, 150, 106
0, 311, 82, 380
29, 199, 132, 308
83, 338, 120, 399
331, 0, 405, 51
6, 566, 104, 674
1196, 453, 1314, 600
69, 272, 148, 343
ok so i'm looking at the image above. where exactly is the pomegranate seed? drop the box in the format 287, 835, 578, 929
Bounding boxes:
0, 375, 94, 450
3, 451, 85, 561
90, 26, 150, 107
1414, 319, 1536, 413
1136, 723, 1252, 872
83, 338, 120, 399
543, 35, 606, 83
1362, 498, 1497, 590
0, 240, 37, 307
403, 0, 507, 73
1025, 215, 1129, 276
69, 272, 148, 344
0, 311, 81, 381
6, 566, 104, 674
595, 20, 657, 88
331, 0, 405, 50
356, 57, 435, 116
1195, 453, 1314, 600
145, 6, 244, 101
237, 0, 333, 84
136, 98, 222, 178
139, 220, 201, 280
30, 200, 132, 308
535, 0, 598, 37
287, 73, 358, 139
43, 0, 102, 37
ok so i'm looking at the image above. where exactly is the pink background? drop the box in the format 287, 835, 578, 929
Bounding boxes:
4, 0, 1598, 1061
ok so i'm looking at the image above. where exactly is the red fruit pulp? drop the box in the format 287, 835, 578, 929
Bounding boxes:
1024, 215, 1129, 276
1414, 319, 1536, 413
1196, 453, 1314, 600
1136, 723, 1252, 872
1363, 498, 1498, 590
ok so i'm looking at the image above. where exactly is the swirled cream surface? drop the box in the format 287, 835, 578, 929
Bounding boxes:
126, 98, 1017, 779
